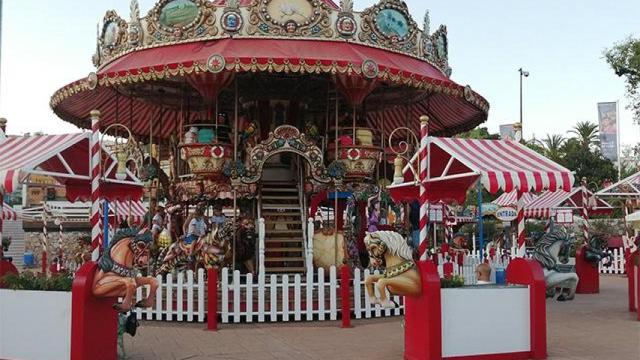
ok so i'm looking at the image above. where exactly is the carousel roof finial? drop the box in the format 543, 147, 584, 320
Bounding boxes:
129, 0, 140, 23
340, 0, 353, 13
423, 9, 431, 35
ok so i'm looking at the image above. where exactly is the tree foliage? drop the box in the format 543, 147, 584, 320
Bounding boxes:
455, 127, 500, 140
604, 36, 640, 124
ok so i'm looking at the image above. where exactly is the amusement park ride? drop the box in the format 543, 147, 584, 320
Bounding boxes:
15, 0, 622, 359
51, 0, 490, 274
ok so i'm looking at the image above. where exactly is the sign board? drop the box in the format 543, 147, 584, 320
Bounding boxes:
495, 206, 517, 222
555, 209, 573, 224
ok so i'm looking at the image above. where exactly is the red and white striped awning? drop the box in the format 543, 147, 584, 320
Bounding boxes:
492, 191, 538, 207
0, 133, 143, 201
525, 187, 613, 218
107, 200, 147, 224
1, 202, 17, 221
388, 137, 575, 204
595, 171, 640, 197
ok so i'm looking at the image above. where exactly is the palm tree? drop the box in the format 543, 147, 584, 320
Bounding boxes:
568, 121, 599, 149
542, 134, 565, 160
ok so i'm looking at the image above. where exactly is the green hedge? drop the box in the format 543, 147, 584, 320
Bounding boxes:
2, 271, 73, 292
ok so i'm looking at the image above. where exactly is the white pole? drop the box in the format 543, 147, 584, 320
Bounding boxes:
616, 100, 621, 182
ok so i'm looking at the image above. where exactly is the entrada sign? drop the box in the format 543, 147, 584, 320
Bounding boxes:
495, 206, 518, 222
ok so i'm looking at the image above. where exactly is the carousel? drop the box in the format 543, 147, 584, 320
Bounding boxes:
50, 0, 489, 274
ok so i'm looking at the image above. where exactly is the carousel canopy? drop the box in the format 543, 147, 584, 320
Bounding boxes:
50, 0, 489, 139
595, 171, 640, 197
524, 187, 613, 219
492, 191, 538, 207
1, 202, 18, 221
388, 137, 574, 204
0, 133, 143, 201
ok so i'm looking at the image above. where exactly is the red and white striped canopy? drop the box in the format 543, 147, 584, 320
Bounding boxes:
0, 133, 143, 201
1, 202, 17, 221
389, 137, 574, 204
492, 191, 538, 207
107, 200, 147, 224
525, 187, 613, 218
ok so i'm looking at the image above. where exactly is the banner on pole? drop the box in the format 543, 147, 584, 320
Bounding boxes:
499, 124, 516, 141
597, 102, 618, 162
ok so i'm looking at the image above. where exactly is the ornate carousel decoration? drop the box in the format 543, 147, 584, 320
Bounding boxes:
146, 0, 217, 44
358, 0, 419, 56
247, 0, 333, 38
99, 11, 128, 58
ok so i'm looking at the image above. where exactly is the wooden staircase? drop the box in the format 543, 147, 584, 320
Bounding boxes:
260, 181, 306, 273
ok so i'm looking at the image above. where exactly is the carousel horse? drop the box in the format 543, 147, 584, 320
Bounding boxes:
531, 227, 579, 301
582, 233, 612, 267
92, 228, 159, 312
364, 231, 422, 308
485, 230, 508, 255
450, 233, 469, 253
156, 218, 255, 274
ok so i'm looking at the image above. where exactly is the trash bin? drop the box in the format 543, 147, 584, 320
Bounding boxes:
495, 266, 506, 285
23, 252, 35, 268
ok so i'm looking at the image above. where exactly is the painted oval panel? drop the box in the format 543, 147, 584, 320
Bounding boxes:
159, 0, 199, 28
103, 22, 119, 46
376, 9, 408, 38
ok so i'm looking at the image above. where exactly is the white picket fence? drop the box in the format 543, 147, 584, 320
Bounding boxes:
133, 269, 207, 322
599, 247, 626, 274
131, 246, 628, 324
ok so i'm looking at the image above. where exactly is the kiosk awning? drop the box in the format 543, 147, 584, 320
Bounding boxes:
388, 137, 574, 204
0, 133, 143, 201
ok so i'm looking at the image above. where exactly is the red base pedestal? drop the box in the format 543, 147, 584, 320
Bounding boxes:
71, 262, 118, 360
404, 261, 442, 360
575, 245, 599, 294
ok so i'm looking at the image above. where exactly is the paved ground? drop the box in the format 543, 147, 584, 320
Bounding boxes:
124, 276, 640, 360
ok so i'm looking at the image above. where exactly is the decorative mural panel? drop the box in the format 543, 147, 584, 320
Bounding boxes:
247, 0, 333, 38
100, 11, 128, 57
358, 0, 418, 55
146, 0, 217, 44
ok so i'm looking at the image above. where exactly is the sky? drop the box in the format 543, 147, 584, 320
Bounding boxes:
0, 0, 638, 148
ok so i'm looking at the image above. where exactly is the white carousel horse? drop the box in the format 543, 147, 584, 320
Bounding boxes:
364, 231, 421, 309
531, 227, 579, 301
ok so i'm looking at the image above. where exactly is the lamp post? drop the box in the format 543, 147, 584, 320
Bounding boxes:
518, 68, 529, 141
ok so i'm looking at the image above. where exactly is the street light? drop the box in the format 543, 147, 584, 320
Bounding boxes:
519, 68, 529, 140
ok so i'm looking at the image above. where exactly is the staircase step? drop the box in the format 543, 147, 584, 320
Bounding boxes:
268, 229, 304, 234
260, 187, 298, 193
261, 212, 301, 217
264, 257, 305, 262
265, 267, 307, 273
261, 195, 298, 200
262, 204, 301, 210
265, 238, 303, 244
265, 247, 304, 252
265, 220, 303, 225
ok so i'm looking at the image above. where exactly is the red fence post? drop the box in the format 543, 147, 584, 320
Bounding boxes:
341, 265, 351, 328
628, 252, 636, 312
207, 267, 218, 331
